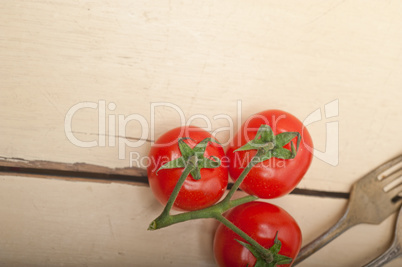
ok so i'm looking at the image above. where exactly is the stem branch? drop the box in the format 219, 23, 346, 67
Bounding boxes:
222, 155, 259, 203
148, 152, 275, 262
214, 213, 273, 263
155, 161, 195, 219
149, 194, 258, 230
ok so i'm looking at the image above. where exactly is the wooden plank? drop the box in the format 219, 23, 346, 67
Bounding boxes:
1, 2, 402, 266
0, 156, 147, 183
0, 174, 401, 267
1, 1, 402, 192
0, 157, 350, 199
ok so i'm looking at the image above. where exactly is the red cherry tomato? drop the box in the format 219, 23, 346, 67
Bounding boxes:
227, 109, 313, 198
147, 126, 228, 211
213, 201, 302, 267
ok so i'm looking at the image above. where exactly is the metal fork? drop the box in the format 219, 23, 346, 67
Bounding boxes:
363, 205, 402, 267
294, 154, 402, 265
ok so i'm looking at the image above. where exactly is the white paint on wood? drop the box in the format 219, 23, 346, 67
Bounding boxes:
1, 1, 402, 265
1, 1, 402, 192
0, 175, 401, 266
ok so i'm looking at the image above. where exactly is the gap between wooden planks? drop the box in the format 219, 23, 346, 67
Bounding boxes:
0, 156, 349, 199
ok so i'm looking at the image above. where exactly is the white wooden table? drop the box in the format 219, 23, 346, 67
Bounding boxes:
1, 1, 402, 266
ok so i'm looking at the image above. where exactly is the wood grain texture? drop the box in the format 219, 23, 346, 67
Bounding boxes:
0, 156, 350, 199
1, 1, 402, 266
0, 156, 147, 182
1, 0, 402, 192
0, 174, 401, 267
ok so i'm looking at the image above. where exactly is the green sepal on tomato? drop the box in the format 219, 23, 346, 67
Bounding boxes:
227, 109, 314, 199
147, 126, 228, 211
213, 201, 302, 267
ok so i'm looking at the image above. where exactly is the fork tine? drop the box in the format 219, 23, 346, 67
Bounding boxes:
381, 168, 402, 189
386, 184, 402, 203
294, 154, 402, 265
376, 154, 402, 179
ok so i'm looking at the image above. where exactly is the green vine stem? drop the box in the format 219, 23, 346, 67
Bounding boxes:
214, 213, 273, 263
148, 126, 301, 265
147, 154, 273, 260
156, 156, 196, 219
148, 194, 258, 230
148, 156, 273, 262
148, 156, 257, 230
221, 156, 259, 204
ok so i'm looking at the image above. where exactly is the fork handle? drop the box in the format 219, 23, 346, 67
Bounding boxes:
362, 240, 401, 267
293, 212, 356, 265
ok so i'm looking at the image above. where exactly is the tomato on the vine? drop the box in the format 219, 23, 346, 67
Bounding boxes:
213, 201, 302, 267
227, 109, 313, 199
147, 126, 228, 211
